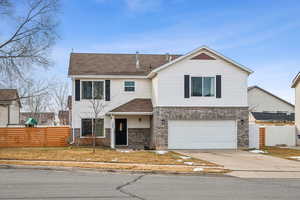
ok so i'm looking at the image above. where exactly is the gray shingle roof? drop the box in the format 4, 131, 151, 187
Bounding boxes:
109, 98, 153, 113
68, 53, 181, 76
251, 112, 295, 122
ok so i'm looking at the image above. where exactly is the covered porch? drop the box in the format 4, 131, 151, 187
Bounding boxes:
107, 98, 153, 150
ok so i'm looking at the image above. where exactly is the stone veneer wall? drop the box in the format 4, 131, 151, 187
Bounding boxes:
73, 128, 111, 147
151, 107, 249, 149
127, 128, 150, 149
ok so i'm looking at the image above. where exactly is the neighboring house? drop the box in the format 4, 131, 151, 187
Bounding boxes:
58, 110, 69, 125
68, 46, 253, 149
20, 112, 55, 125
292, 72, 300, 136
0, 89, 21, 126
248, 86, 295, 125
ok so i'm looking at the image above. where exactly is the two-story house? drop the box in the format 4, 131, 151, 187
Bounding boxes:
68, 46, 253, 149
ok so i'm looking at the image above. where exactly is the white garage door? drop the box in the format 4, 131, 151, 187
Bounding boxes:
168, 120, 237, 149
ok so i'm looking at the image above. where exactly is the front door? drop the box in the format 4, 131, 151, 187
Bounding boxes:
115, 119, 127, 145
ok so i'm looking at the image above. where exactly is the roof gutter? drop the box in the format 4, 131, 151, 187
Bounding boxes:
107, 112, 153, 115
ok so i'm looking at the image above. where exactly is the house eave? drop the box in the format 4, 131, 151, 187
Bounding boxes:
69, 75, 149, 79
291, 72, 300, 88
107, 112, 153, 115
147, 45, 254, 76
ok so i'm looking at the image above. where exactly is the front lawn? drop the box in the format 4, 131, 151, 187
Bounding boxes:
262, 147, 300, 161
0, 147, 216, 166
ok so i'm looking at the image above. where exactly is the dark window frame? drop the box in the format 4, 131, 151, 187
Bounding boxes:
124, 81, 135, 92
81, 81, 105, 100
81, 118, 105, 138
190, 76, 215, 97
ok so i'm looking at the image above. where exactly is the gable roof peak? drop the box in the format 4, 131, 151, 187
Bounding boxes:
148, 45, 254, 77
248, 85, 294, 108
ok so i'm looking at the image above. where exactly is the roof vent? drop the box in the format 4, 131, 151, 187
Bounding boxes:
136, 51, 140, 69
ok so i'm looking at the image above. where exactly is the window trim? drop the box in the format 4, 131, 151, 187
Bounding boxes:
190, 76, 216, 97
124, 80, 135, 92
80, 118, 105, 138
81, 80, 105, 100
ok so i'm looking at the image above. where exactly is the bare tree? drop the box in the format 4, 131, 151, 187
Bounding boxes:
79, 99, 107, 153
89, 99, 107, 153
0, 0, 60, 78
52, 81, 69, 111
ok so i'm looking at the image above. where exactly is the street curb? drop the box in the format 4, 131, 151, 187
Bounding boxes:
0, 158, 220, 168
0, 164, 227, 176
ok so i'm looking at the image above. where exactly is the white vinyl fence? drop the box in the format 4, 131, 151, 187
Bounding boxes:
249, 124, 296, 148
249, 124, 260, 149
265, 126, 296, 146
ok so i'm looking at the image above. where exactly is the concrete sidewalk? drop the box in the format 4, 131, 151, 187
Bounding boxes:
176, 150, 300, 178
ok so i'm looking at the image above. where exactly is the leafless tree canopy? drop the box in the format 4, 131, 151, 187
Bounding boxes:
52, 81, 69, 111
0, 0, 59, 78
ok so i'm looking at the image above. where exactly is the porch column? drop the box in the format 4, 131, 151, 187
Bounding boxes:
110, 115, 115, 149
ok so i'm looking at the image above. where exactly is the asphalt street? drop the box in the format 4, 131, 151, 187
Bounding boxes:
1, 168, 300, 200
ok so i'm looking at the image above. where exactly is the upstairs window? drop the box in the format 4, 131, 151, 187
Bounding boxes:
93, 81, 104, 99
82, 81, 104, 99
124, 81, 135, 92
82, 81, 92, 99
191, 77, 215, 97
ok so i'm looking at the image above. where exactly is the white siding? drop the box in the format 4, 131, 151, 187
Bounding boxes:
0, 101, 20, 126
248, 87, 294, 112
9, 101, 20, 124
72, 78, 152, 128
151, 76, 158, 107
154, 51, 248, 107
0, 106, 8, 126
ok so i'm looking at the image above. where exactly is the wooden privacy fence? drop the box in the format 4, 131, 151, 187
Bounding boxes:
0, 127, 71, 147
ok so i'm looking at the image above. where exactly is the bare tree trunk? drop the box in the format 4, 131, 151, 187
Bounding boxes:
93, 121, 96, 153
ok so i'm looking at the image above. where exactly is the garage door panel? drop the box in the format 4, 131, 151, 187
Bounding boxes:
168, 120, 237, 149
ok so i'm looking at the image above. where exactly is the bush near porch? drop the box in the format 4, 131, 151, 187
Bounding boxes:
0, 147, 216, 166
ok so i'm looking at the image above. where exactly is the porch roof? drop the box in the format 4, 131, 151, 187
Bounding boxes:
108, 98, 153, 115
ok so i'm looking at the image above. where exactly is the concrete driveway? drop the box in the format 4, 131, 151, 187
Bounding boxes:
176, 150, 300, 178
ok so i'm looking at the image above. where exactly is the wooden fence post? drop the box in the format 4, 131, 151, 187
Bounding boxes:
259, 127, 266, 149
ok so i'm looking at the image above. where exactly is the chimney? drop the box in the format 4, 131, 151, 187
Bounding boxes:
136, 51, 140, 69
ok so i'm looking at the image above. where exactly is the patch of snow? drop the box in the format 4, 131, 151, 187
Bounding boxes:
184, 162, 193, 165
155, 150, 168, 155
111, 158, 118, 162
289, 156, 300, 160
179, 156, 191, 160
176, 159, 183, 162
193, 167, 204, 172
249, 150, 268, 154
118, 150, 131, 153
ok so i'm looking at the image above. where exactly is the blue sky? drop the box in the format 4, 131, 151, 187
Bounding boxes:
47, 0, 300, 103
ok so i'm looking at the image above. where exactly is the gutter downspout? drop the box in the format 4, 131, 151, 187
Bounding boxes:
110, 115, 115, 149
7, 104, 10, 127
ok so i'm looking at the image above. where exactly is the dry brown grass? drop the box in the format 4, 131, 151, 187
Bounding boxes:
0, 147, 216, 166
263, 147, 300, 161
0, 160, 227, 174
